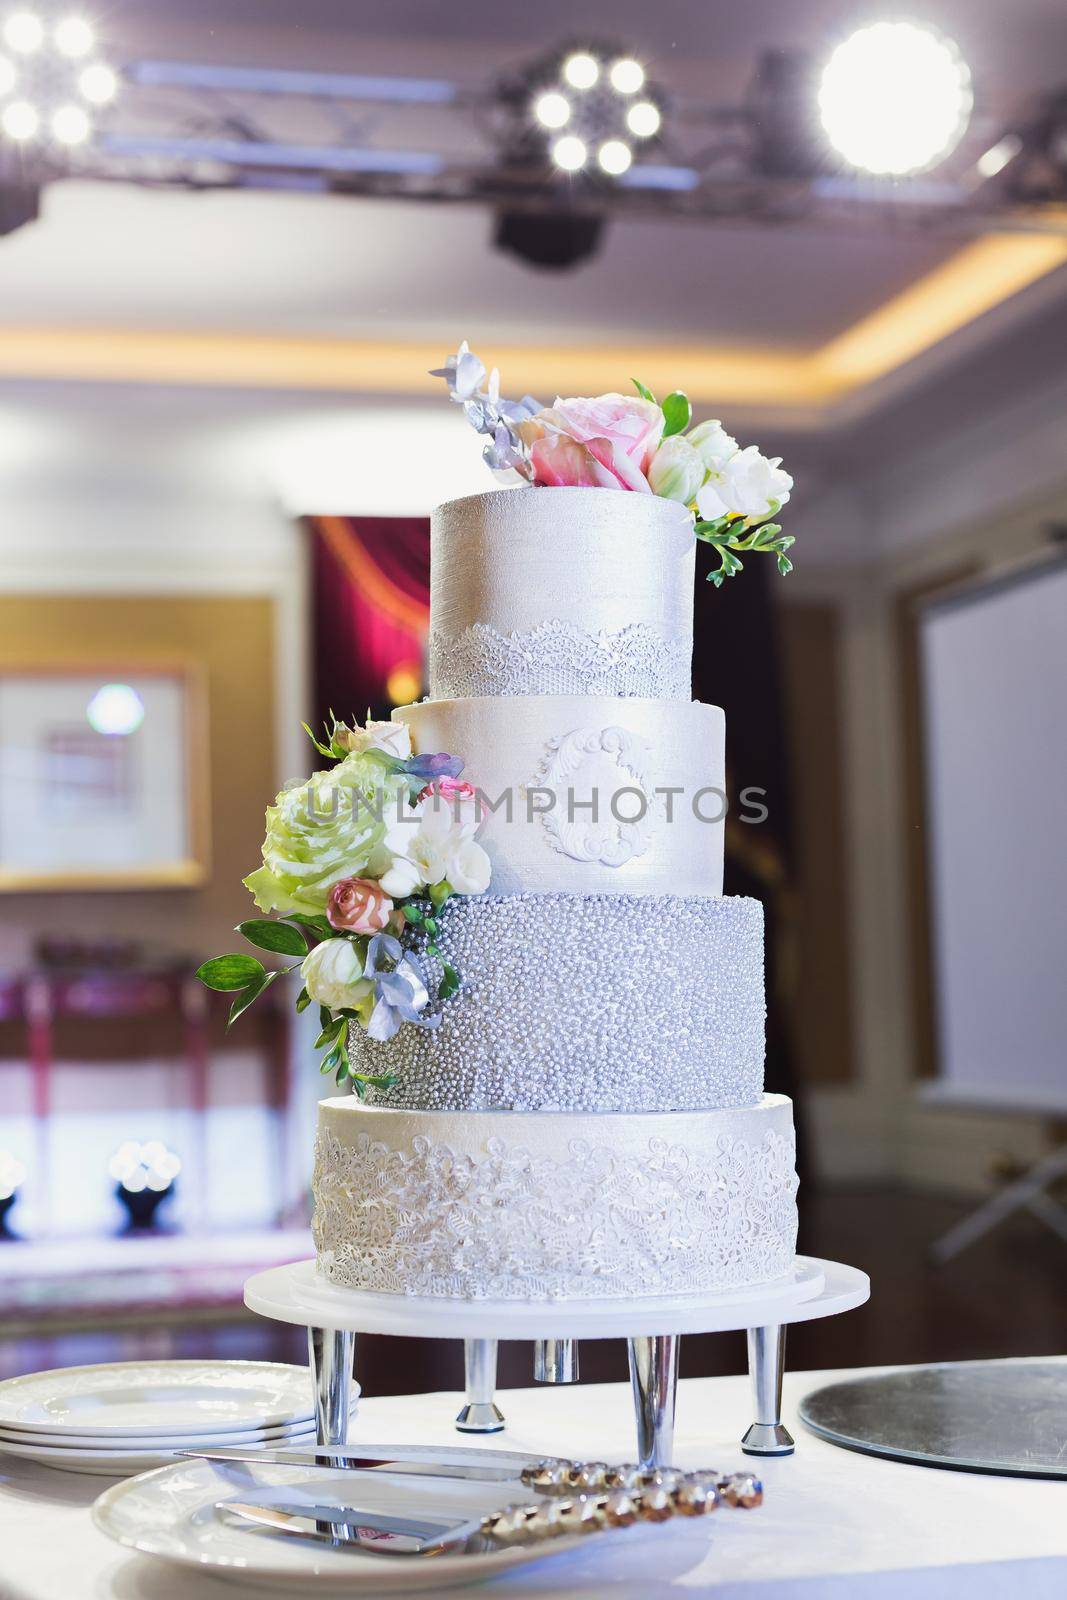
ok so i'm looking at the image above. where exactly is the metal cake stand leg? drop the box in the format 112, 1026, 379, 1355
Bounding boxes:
533, 1339, 579, 1384
308, 1325, 356, 1448
627, 1334, 678, 1470
741, 1324, 795, 1456
455, 1338, 505, 1433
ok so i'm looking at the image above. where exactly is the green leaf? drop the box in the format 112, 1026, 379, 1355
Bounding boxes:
236, 919, 308, 957
228, 970, 277, 1026
428, 881, 452, 909
287, 913, 333, 941
319, 1042, 343, 1076
439, 962, 461, 1002
302, 721, 336, 760
315, 1015, 345, 1049
197, 954, 267, 992
295, 986, 311, 1014
631, 377, 657, 403
402, 904, 424, 925
661, 391, 691, 438
319, 1005, 333, 1032
777, 552, 794, 576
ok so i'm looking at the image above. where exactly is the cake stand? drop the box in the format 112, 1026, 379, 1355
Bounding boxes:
245, 1256, 869, 1469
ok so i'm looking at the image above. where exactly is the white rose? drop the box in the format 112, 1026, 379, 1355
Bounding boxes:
300, 938, 371, 1010
337, 719, 412, 759
696, 446, 793, 525
687, 419, 739, 473
648, 436, 705, 504
445, 837, 492, 895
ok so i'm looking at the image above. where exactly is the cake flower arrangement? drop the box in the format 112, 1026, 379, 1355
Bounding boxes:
196, 718, 490, 1094
433, 342, 795, 586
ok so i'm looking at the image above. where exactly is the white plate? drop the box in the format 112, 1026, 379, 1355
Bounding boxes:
0, 1426, 330, 1477
0, 1361, 321, 1438
93, 1458, 590, 1592
0, 1417, 327, 1451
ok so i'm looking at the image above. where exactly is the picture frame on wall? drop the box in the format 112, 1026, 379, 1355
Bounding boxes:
0, 662, 210, 891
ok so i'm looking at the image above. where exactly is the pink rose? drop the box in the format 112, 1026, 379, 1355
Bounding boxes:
520, 394, 664, 492
326, 877, 393, 934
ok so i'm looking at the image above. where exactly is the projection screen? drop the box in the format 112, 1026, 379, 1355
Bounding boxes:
918, 555, 1067, 1113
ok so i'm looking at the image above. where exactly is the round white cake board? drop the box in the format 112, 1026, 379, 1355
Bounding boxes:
245, 1256, 868, 1339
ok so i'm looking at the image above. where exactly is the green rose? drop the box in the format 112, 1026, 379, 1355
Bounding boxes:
243, 753, 405, 917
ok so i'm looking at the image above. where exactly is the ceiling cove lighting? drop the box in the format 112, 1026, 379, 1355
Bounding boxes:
0, 12, 118, 147
818, 22, 972, 176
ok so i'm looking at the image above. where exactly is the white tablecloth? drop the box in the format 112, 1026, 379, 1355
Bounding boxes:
1, 1364, 1065, 1600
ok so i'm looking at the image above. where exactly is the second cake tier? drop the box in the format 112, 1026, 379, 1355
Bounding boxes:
352, 891, 765, 1112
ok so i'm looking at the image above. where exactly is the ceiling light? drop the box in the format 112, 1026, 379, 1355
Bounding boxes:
54, 16, 92, 57
975, 133, 1022, 179
818, 22, 972, 176
3, 11, 42, 52
0, 54, 14, 94
533, 90, 570, 130
598, 138, 632, 175
609, 58, 644, 95
78, 60, 115, 103
562, 52, 599, 91
51, 101, 88, 144
1, 98, 37, 138
626, 100, 660, 138
551, 133, 587, 171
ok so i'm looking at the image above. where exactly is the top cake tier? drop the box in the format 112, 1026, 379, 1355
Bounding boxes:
429, 487, 696, 700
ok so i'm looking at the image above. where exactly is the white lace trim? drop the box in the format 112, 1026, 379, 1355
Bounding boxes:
312, 1125, 798, 1301
429, 620, 691, 699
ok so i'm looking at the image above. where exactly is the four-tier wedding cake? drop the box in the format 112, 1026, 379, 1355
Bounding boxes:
200, 349, 800, 1307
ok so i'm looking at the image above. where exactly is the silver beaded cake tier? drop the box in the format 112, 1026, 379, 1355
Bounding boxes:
352, 892, 766, 1113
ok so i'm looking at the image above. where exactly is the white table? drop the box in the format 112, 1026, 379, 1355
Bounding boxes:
2, 1365, 1065, 1600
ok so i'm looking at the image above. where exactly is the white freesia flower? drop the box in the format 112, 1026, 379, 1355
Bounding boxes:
300, 938, 372, 1010
686, 419, 739, 473
648, 435, 706, 504
379, 791, 490, 899
335, 719, 412, 759
697, 446, 793, 525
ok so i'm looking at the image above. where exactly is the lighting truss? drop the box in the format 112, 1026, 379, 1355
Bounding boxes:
3, 48, 1067, 242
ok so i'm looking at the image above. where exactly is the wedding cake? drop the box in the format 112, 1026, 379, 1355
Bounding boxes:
200, 349, 800, 1305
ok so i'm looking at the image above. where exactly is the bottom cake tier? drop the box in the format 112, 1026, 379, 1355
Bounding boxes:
312, 1094, 799, 1302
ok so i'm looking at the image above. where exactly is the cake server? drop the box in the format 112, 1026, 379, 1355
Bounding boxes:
183, 1441, 544, 1482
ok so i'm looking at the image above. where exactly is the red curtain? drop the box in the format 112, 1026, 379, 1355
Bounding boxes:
306, 515, 430, 731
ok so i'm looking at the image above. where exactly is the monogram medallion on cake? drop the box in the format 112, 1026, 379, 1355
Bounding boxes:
535, 724, 660, 866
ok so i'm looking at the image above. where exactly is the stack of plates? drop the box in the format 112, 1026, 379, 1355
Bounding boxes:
0, 1359, 358, 1476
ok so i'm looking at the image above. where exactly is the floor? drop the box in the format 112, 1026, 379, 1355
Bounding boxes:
1, 1186, 1063, 1391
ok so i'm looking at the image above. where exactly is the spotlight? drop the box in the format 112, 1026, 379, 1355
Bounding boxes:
551, 133, 587, 171
0, 54, 14, 94
609, 57, 644, 95
54, 16, 92, 57
598, 138, 632, 175
51, 102, 88, 144
3, 11, 42, 53
78, 61, 116, 104
87, 682, 144, 735
626, 100, 660, 138
563, 52, 599, 90
818, 22, 972, 175
1, 99, 37, 139
533, 90, 570, 130
110, 1139, 181, 1231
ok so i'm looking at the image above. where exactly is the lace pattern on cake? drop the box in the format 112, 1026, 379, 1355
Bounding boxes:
429, 621, 691, 699
312, 1125, 798, 1300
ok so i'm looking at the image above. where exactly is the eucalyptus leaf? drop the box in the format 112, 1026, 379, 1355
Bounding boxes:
197, 953, 266, 992
236, 919, 307, 957
661, 391, 691, 438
